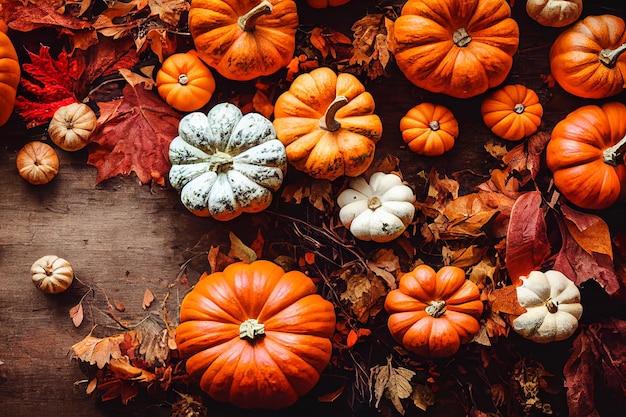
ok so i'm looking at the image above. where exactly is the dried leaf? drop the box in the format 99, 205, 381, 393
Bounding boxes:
114, 300, 126, 312
281, 178, 333, 211
136, 319, 170, 367
108, 356, 156, 383
142, 288, 155, 310
442, 245, 486, 268
339, 267, 387, 323
489, 285, 526, 316
228, 232, 257, 263
367, 248, 399, 290
410, 383, 435, 411
561, 204, 613, 259
372, 356, 416, 415
502, 132, 550, 185
69, 302, 84, 327
71, 333, 125, 368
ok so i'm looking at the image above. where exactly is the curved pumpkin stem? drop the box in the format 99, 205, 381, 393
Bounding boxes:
425, 300, 447, 318
240, 318, 265, 341
598, 42, 626, 68
452, 28, 472, 47
319, 95, 349, 132
238, 0, 273, 32
603, 133, 626, 166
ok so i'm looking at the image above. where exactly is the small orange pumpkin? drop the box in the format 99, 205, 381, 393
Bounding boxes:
188, 0, 299, 81
481, 84, 543, 141
549, 14, 626, 99
156, 51, 216, 112
384, 264, 484, 358
0, 19, 20, 127
273, 67, 383, 180
16, 141, 60, 185
400, 103, 458, 156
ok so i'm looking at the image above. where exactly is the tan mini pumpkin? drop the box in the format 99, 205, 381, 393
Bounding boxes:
16, 141, 60, 185
526, 0, 582, 28
30, 255, 74, 294
48, 103, 97, 151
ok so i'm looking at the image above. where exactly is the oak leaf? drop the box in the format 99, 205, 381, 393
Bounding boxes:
371, 356, 416, 415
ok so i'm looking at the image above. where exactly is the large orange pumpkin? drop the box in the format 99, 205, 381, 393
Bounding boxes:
175, 260, 336, 409
384, 264, 483, 358
188, 0, 298, 81
549, 14, 626, 99
0, 20, 20, 127
392, 0, 519, 99
546, 102, 626, 210
272, 67, 383, 180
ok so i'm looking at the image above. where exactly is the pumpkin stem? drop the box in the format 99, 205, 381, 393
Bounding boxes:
603, 133, 626, 166
598, 42, 626, 68
452, 28, 472, 47
319, 96, 349, 132
240, 318, 266, 341
210, 151, 234, 173
429, 120, 440, 131
425, 300, 447, 318
238, 0, 273, 32
545, 298, 558, 314
514, 103, 525, 114
178, 74, 189, 86
368, 196, 382, 210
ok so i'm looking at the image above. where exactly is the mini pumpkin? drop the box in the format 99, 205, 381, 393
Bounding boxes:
549, 14, 626, 99
546, 102, 626, 210
481, 84, 543, 141
273, 67, 383, 180
0, 21, 20, 127
384, 264, 484, 358
30, 255, 74, 294
337, 172, 416, 242
169, 102, 287, 220
156, 51, 216, 112
512, 270, 582, 343
393, 0, 519, 98
175, 260, 336, 409
48, 103, 97, 151
16, 141, 60, 185
526, 0, 582, 28
188, 0, 299, 81
400, 103, 458, 156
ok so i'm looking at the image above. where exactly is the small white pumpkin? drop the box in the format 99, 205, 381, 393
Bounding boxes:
513, 270, 583, 343
31, 255, 74, 294
337, 172, 416, 242
169, 102, 287, 221
525, 0, 582, 28
48, 102, 97, 151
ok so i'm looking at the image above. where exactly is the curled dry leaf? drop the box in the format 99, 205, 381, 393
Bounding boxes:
371, 356, 416, 415
71, 333, 125, 369
69, 302, 84, 327
142, 288, 155, 310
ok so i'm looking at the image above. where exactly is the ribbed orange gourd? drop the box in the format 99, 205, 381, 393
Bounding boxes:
400, 103, 458, 156
384, 264, 484, 358
549, 14, 626, 99
481, 84, 543, 141
175, 260, 336, 409
273, 67, 383, 180
393, 0, 519, 99
0, 20, 20, 127
546, 102, 626, 210
188, 0, 298, 81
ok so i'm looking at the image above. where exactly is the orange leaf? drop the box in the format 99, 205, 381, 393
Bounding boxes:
69, 302, 84, 327
142, 288, 155, 310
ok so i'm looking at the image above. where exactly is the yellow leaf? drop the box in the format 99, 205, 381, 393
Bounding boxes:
228, 232, 257, 263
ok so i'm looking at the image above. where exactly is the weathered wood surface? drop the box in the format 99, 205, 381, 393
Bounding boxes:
1, 1, 625, 417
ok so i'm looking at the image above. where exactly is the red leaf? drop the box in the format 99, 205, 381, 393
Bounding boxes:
87, 82, 180, 185
504, 191, 552, 285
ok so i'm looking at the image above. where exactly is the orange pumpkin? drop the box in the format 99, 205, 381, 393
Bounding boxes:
175, 260, 336, 409
393, 0, 519, 99
384, 264, 484, 358
481, 84, 543, 141
16, 141, 60, 185
188, 0, 299, 81
305, 0, 350, 8
549, 14, 626, 99
0, 20, 20, 127
156, 51, 216, 112
273, 67, 383, 180
546, 102, 626, 210
400, 103, 458, 156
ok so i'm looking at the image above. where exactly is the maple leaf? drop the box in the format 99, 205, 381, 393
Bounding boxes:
87, 81, 181, 185
371, 356, 416, 415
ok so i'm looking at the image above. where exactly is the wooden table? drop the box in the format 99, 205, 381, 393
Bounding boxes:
1, 1, 625, 416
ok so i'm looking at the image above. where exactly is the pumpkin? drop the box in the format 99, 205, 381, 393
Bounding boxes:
30, 255, 74, 294
384, 264, 484, 358
337, 172, 416, 242
175, 260, 336, 409
273, 67, 383, 180
156, 51, 216, 112
526, 0, 582, 28
16, 141, 60, 185
188, 0, 299, 81
0, 21, 20, 127
399, 103, 458, 156
392, 0, 519, 99
169, 102, 287, 220
546, 102, 626, 210
512, 270, 582, 343
48, 102, 97, 151
481, 84, 543, 142
549, 14, 626, 99
305, 0, 350, 8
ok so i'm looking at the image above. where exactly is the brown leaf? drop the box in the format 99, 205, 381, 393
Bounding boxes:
442, 245, 486, 268
367, 248, 400, 290
502, 132, 550, 185
108, 356, 156, 383
227, 231, 257, 263
489, 285, 526, 316
71, 333, 125, 368
142, 288, 155, 310
339, 266, 388, 323
410, 383, 435, 411
561, 204, 613, 259
371, 356, 416, 415
69, 302, 84, 327
114, 300, 126, 312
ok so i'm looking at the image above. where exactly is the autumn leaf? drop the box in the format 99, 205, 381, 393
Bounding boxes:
349, 14, 392, 79
338, 266, 388, 323
142, 288, 155, 310
501, 132, 550, 185
310, 26, 352, 60
367, 248, 399, 290
137, 319, 171, 367
69, 302, 84, 327
281, 178, 333, 212
410, 383, 435, 412
71, 332, 126, 368
561, 204, 613, 259
0, 0, 92, 33
108, 356, 156, 383
228, 231, 258, 263
371, 356, 416, 415
87, 81, 180, 185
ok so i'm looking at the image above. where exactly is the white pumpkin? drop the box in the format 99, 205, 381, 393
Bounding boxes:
513, 270, 583, 343
31, 255, 74, 294
525, 0, 582, 28
337, 172, 416, 242
169, 103, 287, 221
